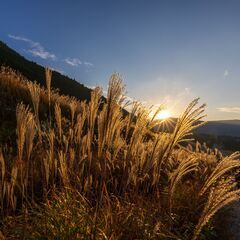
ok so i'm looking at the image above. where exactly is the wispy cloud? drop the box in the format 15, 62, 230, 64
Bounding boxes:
28, 47, 56, 60
217, 107, 240, 113
65, 58, 94, 68
65, 57, 82, 67
224, 69, 229, 77
8, 34, 30, 42
8, 34, 94, 69
84, 61, 94, 67
8, 34, 56, 60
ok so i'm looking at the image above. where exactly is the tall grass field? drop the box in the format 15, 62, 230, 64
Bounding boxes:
0, 66, 240, 239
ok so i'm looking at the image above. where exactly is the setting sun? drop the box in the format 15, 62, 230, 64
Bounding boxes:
156, 109, 171, 120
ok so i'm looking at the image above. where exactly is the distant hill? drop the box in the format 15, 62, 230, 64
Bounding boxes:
0, 41, 92, 101
196, 120, 240, 137
156, 118, 240, 138
212, 120, 240, 125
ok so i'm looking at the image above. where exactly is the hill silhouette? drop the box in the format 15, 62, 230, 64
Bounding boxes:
196, 120, 240, 137
0, 41, 92, 101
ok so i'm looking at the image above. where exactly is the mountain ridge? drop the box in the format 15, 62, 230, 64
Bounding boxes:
196, 119, 240, 137
0, 40, 92, 101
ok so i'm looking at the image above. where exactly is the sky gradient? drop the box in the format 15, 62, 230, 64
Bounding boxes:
1, 0, 240, 120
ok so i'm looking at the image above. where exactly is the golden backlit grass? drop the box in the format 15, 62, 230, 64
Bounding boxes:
0, 66, 240, 239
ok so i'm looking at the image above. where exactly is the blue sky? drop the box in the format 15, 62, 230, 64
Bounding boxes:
1, 0, 240, 120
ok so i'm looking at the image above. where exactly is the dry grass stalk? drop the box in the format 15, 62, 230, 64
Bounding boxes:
168, 157, 198, 211
200, 152, 240, 196
25, 117, 36, 198
54, 102, 62, 140
16, 103, 33, 203
69, 99, 78, 126
45, 67, 52, 125
27, 81, 40, 130
74, 104, 87, 145
86, 87, 102, 164
58, 151, 69, 187
46, 129, 55, 187
45, 67, 52, 104
25, 117, 36, 162
16, 103, 32, 164
193, 177, 240, 240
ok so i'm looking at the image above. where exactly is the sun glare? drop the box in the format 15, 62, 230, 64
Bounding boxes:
156, 109, 171, 120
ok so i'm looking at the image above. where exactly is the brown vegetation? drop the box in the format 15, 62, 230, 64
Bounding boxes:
0, 66, 240, 239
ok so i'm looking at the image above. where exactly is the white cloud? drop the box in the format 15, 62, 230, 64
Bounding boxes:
65, 57, 82, 66
28, 47, 56, 60
224, 69, 229, 77
217, 107, 240, 113
8, 34, 31, 42
8, 34, 56, 60
8, 34, 94, 68
84, 61, 94, 67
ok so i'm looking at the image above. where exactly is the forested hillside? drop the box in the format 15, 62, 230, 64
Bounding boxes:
0, 41, 92, 101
